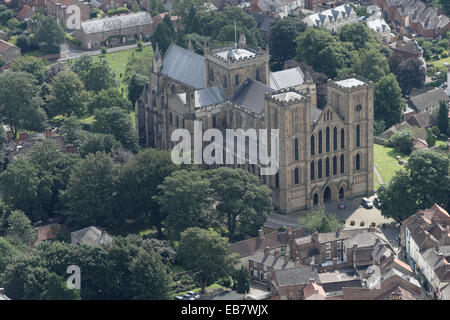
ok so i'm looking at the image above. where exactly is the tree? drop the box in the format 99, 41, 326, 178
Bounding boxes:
72, 56, 116, 92
78, 132, 122, 157
392, 57, 426, 95
177, 227, 239, 295
148, 0, 166, 15
437, 101, 449, 136
88, 88, 131, 114
6, 210, 36, 246
296, 28, 349, 78
10, 56, 46, 84
391, 130, 413, 154
61, 152, 118, 229
339, 22, 375, 50
0, 124, 5, 150
116, 149, 178, 237
155, 169, 215, 239
374, 119, 386, 137
269, 17, 307, 71
233, 266, 250, 294
345, 44, 389, 82
378, 149, 449, 221
40, 273, 81, 300
45, 70, 88, 117
298, 207, 341, 233
208, 167, 272, 240
151, 18, 176, 54
374, 74, 404, 128
92, 107, 137, 152
60, 116, 82, 144
129, 249, 173, 299
34, 15, 65, 54
0, 237, 18, 274
128, 73, 148, 106
0, 71, 47, 139
426, 128, 436, 147
0, 159, 53, 222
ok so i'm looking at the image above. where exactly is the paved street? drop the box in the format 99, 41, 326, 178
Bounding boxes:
264, 212, 302, 230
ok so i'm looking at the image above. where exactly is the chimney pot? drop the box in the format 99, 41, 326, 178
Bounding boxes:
274, 250, 280, 260
264, 246, 270, 256
258, 229, 265, 240
284, 254, 289, 263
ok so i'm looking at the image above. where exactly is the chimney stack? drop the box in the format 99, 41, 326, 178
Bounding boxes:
274, 250, 280, 260
264, 246, 270, 256
284, 254, 289, 263
258, 229, 265, 240
312, 230, 319, 242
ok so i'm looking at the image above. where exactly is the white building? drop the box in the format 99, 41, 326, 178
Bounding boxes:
366, 12, 391, 43
303, 4, 358, 33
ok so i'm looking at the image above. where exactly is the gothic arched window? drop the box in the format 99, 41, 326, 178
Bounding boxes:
333, 156, 337, 175
356, 153, 360, 171
294, 138, 299, 161
356, 125, 360, 147
318, 130, 322, 154
325, 157, 330, 177
311, 135, 315, 156
340, 154, 344, 174
341, 128, 345, 149
318, 159, 322, 179
326, 127, 330, 152
333, 127, 337, 151
310, 161, 315, 181
294, 167, 299, 185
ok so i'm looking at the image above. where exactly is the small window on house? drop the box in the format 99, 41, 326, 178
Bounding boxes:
337, 241, 341, 249
326, 251, 331, 260
326, 243, 331, 249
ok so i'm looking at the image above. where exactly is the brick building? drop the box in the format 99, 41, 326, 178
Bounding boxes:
74, 12, 153, 50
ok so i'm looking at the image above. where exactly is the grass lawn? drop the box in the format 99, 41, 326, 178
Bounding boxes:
373, 143, 410, 190
436, 139, 447, 147
430, 56, 450, 68
93, 46, 153, 98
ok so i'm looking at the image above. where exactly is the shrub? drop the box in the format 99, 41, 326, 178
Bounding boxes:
391, 130, 413, 154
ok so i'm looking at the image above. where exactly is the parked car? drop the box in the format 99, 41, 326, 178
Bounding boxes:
174, 296, 184, 300
184, 291, 200, 300
374, 198, 381, 208
361, 197, 373, 209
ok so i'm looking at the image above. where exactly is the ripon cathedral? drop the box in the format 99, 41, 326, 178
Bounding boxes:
136, 36, 374, 214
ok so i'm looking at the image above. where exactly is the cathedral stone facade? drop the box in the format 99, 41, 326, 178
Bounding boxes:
136, 39, 374, 214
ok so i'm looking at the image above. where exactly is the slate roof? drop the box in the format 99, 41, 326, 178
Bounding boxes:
81, 12, 153, 35
310, 106, 322, 125
0, 39, 18, 53
161, 43, 206, 89
231, 78, 274, 115
247, 12, 274, 33
343, 231, 389, 249
231, 227, 305, 257
304, 5, 356, 28
248, 250, 295, 270
71, 226, 113, 246
406, 112, 434, 128
408, 87, 449, 112
178, 86, 226, 109
274, 266, 320, 287
269, 67, 304, 91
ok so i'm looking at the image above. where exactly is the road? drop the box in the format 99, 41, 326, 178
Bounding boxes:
264, 212, 302, 230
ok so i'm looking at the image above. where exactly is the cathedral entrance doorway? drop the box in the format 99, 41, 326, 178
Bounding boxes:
339, 187, 344, 200
313, 193, 318, 206
323, 187, 331, 203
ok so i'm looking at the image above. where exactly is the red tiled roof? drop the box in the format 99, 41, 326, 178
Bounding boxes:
393, 258, 413, 273
303, 281, 326, 299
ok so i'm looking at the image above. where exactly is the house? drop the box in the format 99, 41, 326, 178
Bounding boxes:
342, 268, 422, 299
381, 121, 427, 141
401, 204, 450, 299
34, 223, 67, 246
46, 0, 91, 25
270, 265, 321, 299
372, 0, 450, 38
407, 87, 449, 118
17, 0, 46, 13
318, 267, 362, 296
303, 5, 359, 33
0, 39, 21, 66
231, 228, 305, 269
0, 288, 10, 300
366, 12, 391, 43
248, 247, 295, 286
17, 4, 33, 20
71, 226, 113, 246
303, 279, 327, 300
74, 12, 153, 50
246, 12, 274, 40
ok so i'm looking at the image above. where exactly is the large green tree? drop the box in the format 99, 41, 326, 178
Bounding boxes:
10, 56, 47, 84
208, 167, 272, 240
128, 73, 148, 106
34, 15, 65, 54
374, 74, 404, 128
269, 17, 307, 71
116, 149, 178, 237
378, 149, 450, 221
155, 169, 215, 239
177, 227, 239, 295
61, 152, 118, 229
92, 107, 137, 152
437, 100, 449, 136
45, 70, 88, 117
72, 56, 116, 92
6, 210, 36, 247
0, 71, 47, 139
40, 273, 81, 300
